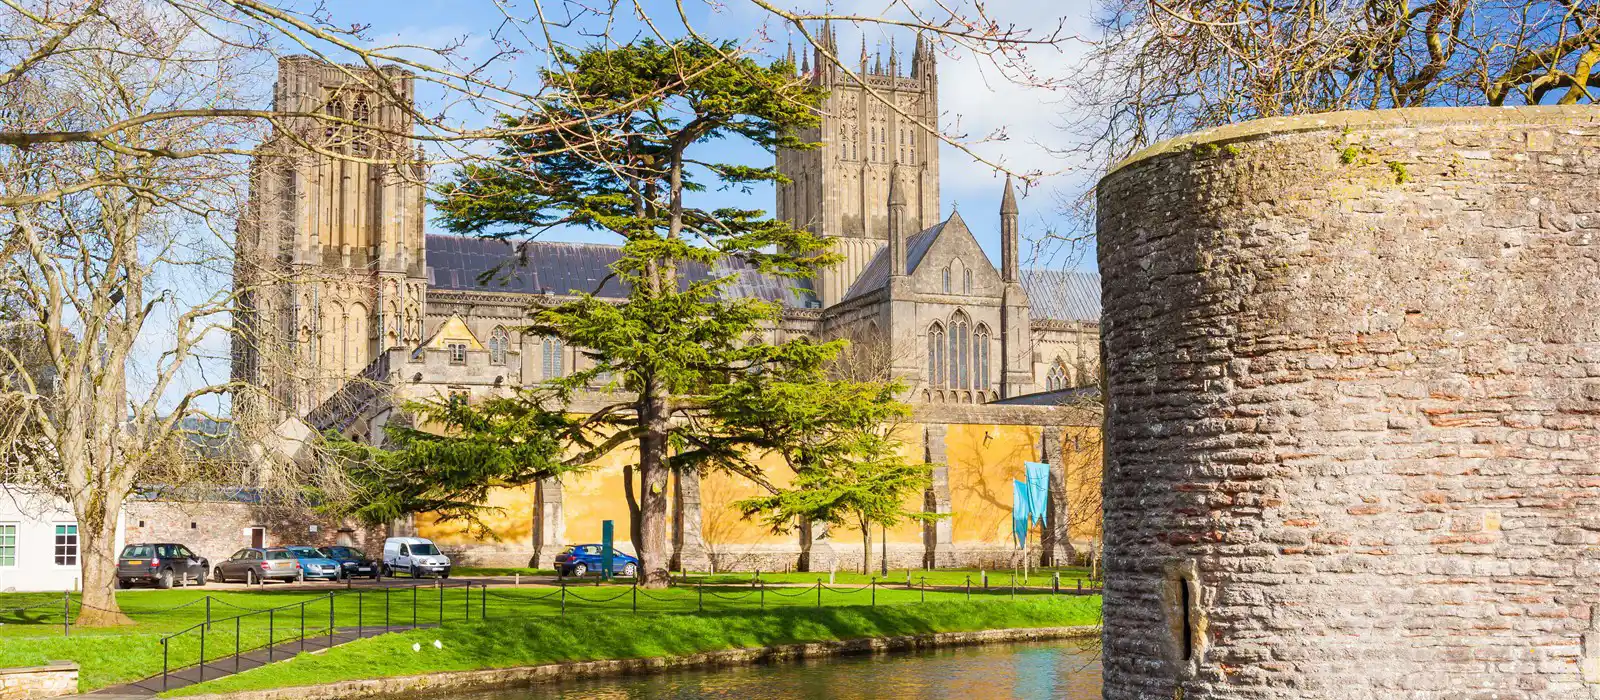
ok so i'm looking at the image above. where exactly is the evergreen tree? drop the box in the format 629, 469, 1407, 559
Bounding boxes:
361, 41, 848, 587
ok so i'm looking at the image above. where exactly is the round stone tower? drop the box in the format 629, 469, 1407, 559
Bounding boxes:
1098, 106, 1600, 700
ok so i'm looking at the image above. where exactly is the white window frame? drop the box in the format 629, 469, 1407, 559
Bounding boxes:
0, 522, 16, 567
53, 522, 78, 567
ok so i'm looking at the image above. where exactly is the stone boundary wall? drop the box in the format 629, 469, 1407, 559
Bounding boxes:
1098, 104, 1600, 700
177, 626, 1096, 700
0, 662, 77, 700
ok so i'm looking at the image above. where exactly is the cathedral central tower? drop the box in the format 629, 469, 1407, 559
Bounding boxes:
776, 27, 940, 308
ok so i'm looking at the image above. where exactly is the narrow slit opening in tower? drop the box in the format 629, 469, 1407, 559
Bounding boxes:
1179, 576, 1194, 662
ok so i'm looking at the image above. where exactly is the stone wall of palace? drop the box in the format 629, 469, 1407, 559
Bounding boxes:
1098, 105, 1600, 700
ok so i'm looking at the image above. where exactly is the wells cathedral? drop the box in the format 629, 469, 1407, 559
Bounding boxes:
229, 35, 1103, 570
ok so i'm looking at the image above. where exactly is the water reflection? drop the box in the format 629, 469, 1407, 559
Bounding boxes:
456, 640, 1101, 700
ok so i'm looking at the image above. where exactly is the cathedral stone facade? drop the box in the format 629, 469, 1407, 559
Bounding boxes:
234, 51, 1103, 569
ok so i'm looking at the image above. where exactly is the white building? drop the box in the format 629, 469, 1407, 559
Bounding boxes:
0, 488, 125, 592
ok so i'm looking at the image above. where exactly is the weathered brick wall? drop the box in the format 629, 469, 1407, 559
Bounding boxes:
0, 662, 77, 699
1098, 106, 1600, 700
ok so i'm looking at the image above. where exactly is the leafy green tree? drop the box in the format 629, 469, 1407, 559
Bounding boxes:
354, 41, 841, 587
733, 393, 942, 575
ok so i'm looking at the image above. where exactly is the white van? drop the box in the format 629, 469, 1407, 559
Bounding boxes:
382, 537, 452, 579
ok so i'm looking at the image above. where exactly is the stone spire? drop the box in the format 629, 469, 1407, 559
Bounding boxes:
889, 166, 907, 277
1000, 175, 1019, 283
889, 36, 898, 76
786, 39, 795, 70
860, 34, 869, 75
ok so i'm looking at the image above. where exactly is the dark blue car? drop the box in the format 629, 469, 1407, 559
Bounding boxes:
554, 544, 638, 578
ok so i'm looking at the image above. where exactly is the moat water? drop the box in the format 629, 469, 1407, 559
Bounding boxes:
451, 639, 1101, 699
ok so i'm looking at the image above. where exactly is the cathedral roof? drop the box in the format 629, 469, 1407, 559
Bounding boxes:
841, 219, 947, 301
424, 235, 819, 307
1019, 268, 1101, 322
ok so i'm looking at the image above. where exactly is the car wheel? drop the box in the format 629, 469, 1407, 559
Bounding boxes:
621, 562, 638, 578
246, 569, 258, 585
116, 578, 130, 590
156, 569, 173, 590
440, 571, 450, 580
572, 562, 588, 577
214, 567, 226, 583
194, 568, 207, 586
381, 564, 392, 577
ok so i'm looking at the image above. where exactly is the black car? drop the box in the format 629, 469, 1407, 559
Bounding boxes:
321, 545, 381, 580
117, 543, 209, 589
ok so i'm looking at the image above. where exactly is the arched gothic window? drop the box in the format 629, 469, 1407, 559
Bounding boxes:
964, 269, 973, 295
942, 267, 952, 293
1046, 362, 1069, 391
542, 337, 564, 380
488, 327, 509, 365
949, 312, 970, 390
927, 323, 946, 388
974, 325, 991, 392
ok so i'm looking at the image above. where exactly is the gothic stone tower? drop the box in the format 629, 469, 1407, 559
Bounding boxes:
777, 27, 940, 308
233, 56, 427, 420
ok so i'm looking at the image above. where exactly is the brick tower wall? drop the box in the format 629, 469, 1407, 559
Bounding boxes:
1097, 106, 1600, 700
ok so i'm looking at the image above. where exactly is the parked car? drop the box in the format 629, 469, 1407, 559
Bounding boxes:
212, 547, 301, 584
117, 543, 209, 589
321, 545, 380, 580
554, 544, 638, 578
382, 537, 452, 579
283, 546, 343, 581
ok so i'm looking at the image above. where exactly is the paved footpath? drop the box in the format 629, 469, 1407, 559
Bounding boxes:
86, 623, 436, 698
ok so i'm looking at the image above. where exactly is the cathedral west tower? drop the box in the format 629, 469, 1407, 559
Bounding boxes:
233, 57, 428, 421
776, 27, 940, 308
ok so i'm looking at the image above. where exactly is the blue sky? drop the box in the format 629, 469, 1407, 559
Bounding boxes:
332, 0, 1101, 272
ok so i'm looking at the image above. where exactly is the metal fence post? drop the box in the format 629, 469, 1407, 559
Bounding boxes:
300, 601, 306, 652
437, 582, 443, 625
464, 582, 470, 621
966, 575, 971, 601
632, 581, 637, 614
920, 576, 926, 604
412, 584, 418, 629
1011, 573, 1016, 599
199, 623, 206, 682
62, 591, 69, 637
1053, 572, 1060, 594
162, 638, 169, 691
268, 608, 275, 661
871, 578, 876, 607
235, 615, 241, 672
357, 588, 363, 638
816, 580, 821, 609
329, 592, 335, 648
697, 583, 703, 613
206, 596, 212, 631
481, 584, 487, 620
385, 586, 391, 633
560, 579, 567, 616
760, 582, 765, 610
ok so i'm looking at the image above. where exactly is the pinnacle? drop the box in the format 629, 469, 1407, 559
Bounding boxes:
1001, 174, 1019, 215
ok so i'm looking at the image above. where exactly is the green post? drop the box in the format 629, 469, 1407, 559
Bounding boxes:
871, 578, 876, 607
697, 582, 703, 612
816, 579, 822, 608
62, 591, 69, 637
560, 579, 566, 616
601, 520, 615, 582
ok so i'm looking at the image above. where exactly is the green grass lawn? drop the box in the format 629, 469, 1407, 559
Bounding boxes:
0, 583, 1100, 693
166, 596, 1101, 697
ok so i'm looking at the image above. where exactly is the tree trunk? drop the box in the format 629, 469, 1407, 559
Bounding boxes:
623, 464, 643, 556
72, 493, 130, 627
797, 517, 813, 573
636, 390, 672, 588
860, 525, 872, 576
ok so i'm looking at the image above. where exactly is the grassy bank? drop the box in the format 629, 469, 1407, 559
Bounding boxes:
167, 597, 1100, 697
0, 584, 1098, 692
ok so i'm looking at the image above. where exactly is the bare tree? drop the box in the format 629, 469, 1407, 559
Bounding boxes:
1068, 0, 1600, 170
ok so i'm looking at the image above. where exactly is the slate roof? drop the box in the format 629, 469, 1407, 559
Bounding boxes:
424, 235, 819, 307
841, 221, 945, 301
1019, 269, 1101, 323
989, 386, 1101, 406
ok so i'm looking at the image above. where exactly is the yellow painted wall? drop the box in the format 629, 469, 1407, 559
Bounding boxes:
419, 421, 1103, 553
946, 424, 1041, 545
